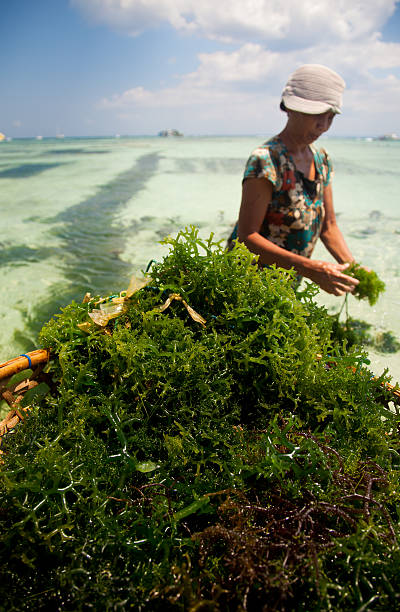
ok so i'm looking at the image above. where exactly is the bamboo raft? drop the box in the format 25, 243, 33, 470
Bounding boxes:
0, 350, 50, 440
1, 348, 400, 444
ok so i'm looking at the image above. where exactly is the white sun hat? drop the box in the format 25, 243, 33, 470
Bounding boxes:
281, 64, 345, 115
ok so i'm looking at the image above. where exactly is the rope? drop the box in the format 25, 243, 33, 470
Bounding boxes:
20, 354, 32, 368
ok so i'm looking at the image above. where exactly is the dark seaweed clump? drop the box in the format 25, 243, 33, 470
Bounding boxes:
1, 227, 400, 611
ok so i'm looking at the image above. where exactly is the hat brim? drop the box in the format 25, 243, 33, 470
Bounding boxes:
282, 95, 341, 115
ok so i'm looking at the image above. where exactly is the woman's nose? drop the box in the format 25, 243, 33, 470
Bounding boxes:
317, 114, 332, 131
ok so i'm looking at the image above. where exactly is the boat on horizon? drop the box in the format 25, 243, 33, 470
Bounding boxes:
376, 133, 399, 141
158, 129, 183, 137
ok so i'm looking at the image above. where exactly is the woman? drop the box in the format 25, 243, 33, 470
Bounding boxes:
228, 64, 358, 296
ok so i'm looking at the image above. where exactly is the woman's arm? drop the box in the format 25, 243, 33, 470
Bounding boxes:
237, 178, 358, 295
319, 183, 355, 263
238, 178, 307, 269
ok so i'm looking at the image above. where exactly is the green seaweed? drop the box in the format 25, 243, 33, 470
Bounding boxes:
1, 227, 400, 611
346, 262, 386, 306
329, 262, 398, 354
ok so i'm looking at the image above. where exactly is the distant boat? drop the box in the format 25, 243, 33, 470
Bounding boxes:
36, 135, 43, 140
158, 129, 183, 137
56, 133, 65, 139
376, 133, 398, 141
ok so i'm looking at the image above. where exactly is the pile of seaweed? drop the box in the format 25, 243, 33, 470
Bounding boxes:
1, 227, 400, 611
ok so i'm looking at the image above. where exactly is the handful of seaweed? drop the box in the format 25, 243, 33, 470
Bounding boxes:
1, 228, 400, 611
346, 262, 386, 305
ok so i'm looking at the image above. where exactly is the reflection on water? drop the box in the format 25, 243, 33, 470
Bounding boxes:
0, 244, 56, 267
171, 157, 244, 174
0, 163, 64, 178
7, 152, 163, 350
46, 148, 109, 155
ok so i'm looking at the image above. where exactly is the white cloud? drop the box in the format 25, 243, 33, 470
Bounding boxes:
299, 35, 400, 75
72, 0, 398, 43
191, 45, 280, 85
345, 73, 400, 114
98, 44, 282, 118
99, 36, 400, 109
81, 0, 400, 134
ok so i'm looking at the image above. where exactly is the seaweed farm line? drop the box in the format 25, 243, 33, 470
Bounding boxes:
1, 135, 400, 385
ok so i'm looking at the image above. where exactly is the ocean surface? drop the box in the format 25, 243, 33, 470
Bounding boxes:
1, 135, 399, 385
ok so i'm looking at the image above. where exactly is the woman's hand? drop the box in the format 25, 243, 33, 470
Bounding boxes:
304, 260, 359, 295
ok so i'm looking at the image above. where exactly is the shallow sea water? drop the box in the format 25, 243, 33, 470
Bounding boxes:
1, 135, 399, 384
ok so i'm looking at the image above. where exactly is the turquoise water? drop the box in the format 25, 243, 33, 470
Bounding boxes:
1, 135, 399, 384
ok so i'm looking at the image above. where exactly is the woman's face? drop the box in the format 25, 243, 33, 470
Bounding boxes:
287, 110, 335, 144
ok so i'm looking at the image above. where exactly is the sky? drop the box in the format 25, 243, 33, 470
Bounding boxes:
2, 0, 400, 138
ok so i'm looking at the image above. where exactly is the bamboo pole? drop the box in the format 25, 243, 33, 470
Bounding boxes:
383, 381, 400, 403
0, 349, 50, 382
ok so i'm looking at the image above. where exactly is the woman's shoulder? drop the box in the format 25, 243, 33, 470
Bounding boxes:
311, 145, 331, 163
244, 136, 285, 184
247, 136, 286, 166
250, 135, 284, 157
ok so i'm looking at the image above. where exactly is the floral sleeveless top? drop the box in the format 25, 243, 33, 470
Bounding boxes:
228, 136, 333, 258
